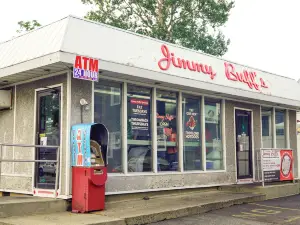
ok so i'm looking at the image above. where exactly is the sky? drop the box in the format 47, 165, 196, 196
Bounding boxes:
0, 0, 299, 81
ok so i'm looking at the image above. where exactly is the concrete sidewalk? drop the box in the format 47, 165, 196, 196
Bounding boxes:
0, 190, 265, 225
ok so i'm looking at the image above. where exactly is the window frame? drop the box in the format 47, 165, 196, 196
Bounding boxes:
260, 106, 289, 149
93, 78, 227, 175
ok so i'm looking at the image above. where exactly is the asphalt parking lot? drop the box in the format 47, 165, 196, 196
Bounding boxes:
151, 195, 300, 225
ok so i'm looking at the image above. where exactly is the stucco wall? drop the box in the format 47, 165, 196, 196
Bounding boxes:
0, 87, 15, 186
69, 78, 93, 194
0, 74, 68, 194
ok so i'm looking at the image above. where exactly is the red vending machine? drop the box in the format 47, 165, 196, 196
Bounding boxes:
71, 123, 108, 213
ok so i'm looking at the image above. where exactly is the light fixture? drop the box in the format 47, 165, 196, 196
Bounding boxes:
80, 98, 90, 123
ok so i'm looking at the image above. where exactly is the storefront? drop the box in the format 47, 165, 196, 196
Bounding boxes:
0, 16, 299, 199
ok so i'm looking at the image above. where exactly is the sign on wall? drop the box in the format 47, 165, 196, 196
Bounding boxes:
261, 149, 294, 183
73, 55, 99, 82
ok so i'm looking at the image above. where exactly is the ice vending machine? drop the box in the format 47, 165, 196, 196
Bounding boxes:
71, 123, 108, 213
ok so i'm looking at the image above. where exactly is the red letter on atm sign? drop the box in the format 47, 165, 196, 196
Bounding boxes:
89, 58, 99, 72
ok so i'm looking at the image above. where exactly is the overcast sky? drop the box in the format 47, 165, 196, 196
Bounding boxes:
0, 0, 299, 80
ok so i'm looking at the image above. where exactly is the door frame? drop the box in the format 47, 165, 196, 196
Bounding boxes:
32, 84, 63, 197
234, 107, 255, 183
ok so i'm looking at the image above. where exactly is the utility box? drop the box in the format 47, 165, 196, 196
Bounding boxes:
71, 123, 109, 213
0, 90, 12, 109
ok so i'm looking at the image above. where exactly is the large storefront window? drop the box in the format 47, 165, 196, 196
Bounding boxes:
276, 109, 286, 148
127, 85, 152, 172
261, 107, 273, 148
205, 99, 223, 170
156, 90, 178, 172
94, 81, 122, 173
182, 95, 202, 170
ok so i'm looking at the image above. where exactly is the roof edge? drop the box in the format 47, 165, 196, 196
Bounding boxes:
66, 15, 296, 81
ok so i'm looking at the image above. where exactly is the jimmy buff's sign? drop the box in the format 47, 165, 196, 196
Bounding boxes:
73, 55, 99, 81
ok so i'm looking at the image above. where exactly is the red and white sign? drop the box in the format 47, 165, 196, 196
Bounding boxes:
261, 149, 293, 182
280, 150, 293, 181
73, 55, 99, 82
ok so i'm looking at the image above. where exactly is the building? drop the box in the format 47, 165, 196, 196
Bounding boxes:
0, 16, 299, 199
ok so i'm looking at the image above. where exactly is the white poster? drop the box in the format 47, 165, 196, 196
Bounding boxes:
261, 149, 281, 171
205, 105, 218, 124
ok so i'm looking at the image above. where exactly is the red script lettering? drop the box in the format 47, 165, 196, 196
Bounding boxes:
224, 62, 268, 90
158, 45, 216, 80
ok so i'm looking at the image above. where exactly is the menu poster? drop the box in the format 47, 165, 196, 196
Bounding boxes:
129, 98, 150, 137
261, 149, 294, 182
184, 104, 200, 142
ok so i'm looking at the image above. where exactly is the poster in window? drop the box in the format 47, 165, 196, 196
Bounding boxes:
184, 104, 200, 142
128, 98, 150, 138
205, 105, 219, 124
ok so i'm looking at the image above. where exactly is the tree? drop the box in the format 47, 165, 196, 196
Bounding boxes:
17, 20, 42, 33
81, 0, 234, 56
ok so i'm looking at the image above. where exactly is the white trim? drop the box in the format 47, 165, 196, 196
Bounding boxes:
152, 87, 158, 173
105, 182, 235, 195
91, 81, 95, 122
178, 92, 183, 172
259, 105, 262, 181
286, 109, 290, 148
0, 52, 63, 79
65, 70, 72, 196
234, 107, 254, 182
33, 83, 63, 197
33, 188, 60, 198
108, 169, 227, 177
32, 87, 37, 191
201, 96, 206, 171
273, 107, 276, 148
222, 99, 226, 171
89, 76, 299, 111
122, 82, 128, 174
0, 69, 69, 90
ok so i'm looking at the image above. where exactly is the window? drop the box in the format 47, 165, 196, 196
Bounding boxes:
127, 85, 152, 172
156, 90, 178, 172
94, 81, 122, 173
182, 95, 202, 170
276, 109, 286, 148
205, 99, 223, 170
261, 107, 273, 148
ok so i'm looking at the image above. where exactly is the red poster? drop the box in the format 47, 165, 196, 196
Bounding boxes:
280, 150, 293, 181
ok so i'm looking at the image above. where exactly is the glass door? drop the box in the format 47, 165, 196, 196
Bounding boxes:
35, 87, 61, 189
235, 109, 253, 179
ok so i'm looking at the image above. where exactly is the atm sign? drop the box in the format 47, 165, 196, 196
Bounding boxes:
73, 55, 99, 82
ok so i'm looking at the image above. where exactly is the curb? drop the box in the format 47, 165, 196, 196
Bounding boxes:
121, 194, 265, 225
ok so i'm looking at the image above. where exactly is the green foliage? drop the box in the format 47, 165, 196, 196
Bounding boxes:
17, 20, 42, 33
81, 0, 234, 56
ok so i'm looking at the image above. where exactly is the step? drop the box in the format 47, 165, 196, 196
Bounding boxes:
99, 191, 266, 225
0, 191, 265, 225
0, 196, 68, 218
